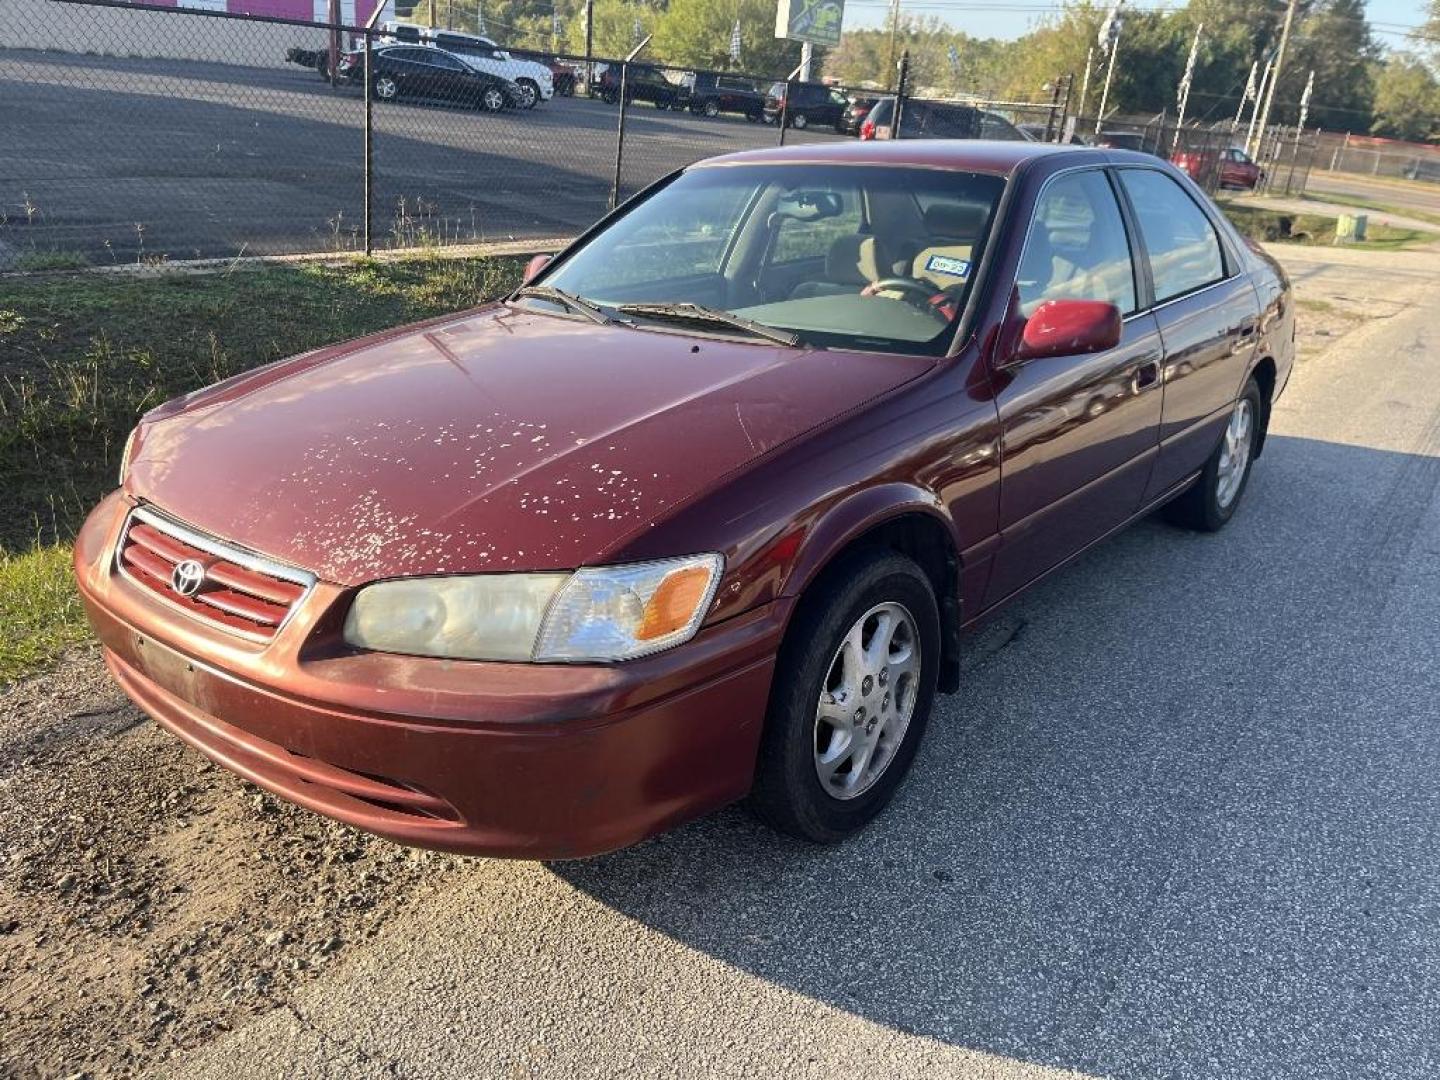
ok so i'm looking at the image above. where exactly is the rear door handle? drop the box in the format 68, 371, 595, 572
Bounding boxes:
1132, 359, 1160, 393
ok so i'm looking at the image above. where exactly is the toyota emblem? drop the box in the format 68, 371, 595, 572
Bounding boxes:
171, 559, 206, 597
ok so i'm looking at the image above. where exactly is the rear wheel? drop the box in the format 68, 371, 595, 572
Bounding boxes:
749, 550, 940, 843
515, 78, 539, 108
791, 111, 809, 129
702, 99, 719, 117
1163, 377, 1263, 531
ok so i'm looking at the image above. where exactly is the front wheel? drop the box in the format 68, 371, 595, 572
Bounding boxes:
480, 86, 506, 112
1163, 378, 1263, 531
515, 78, 539, 108
373, 75, 398, 101
749, 550, 940, 843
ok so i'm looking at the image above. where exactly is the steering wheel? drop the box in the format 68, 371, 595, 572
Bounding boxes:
863, 276, 946, 316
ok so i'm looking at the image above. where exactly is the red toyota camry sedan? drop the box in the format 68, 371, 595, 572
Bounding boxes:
75, 141, 1294, 859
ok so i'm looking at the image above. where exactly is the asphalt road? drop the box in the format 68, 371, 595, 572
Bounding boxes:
141, 243, 1440, 1078
1304, 170, 1440, 220
0, 49, 841, 266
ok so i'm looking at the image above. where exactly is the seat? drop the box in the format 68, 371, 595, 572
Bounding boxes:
790, 233, 886, 298
910, 203, 988, 289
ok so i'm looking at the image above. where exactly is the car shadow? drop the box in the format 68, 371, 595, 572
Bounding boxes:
549, 434, 1440, 1079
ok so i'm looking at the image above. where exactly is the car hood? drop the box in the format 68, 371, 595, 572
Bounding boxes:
127, 305, 928, 585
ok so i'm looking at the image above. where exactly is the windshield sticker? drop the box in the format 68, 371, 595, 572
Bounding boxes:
926, 255, 971, 278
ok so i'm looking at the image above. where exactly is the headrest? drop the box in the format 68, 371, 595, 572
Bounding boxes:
825, 234, 882, 285
923, 203, 987, 239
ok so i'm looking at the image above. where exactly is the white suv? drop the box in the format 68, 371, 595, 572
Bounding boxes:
380, 24, 554, 108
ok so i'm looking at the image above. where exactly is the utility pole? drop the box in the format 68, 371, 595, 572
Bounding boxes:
1251, 0, 1298, 158
428, 0, 436, 27
800, 41, 813, 82
886, 0, 902, 89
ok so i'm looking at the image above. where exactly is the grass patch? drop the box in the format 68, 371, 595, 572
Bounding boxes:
0, 253, 524, 684
1221, 205, 1426, 251
12, 250, 92, 272
0, 546, 91, 686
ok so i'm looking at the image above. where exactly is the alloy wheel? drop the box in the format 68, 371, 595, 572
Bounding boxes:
1216, 397, 1253, 509
375, 76, 397, 100
813, 602, 922, 801
517, 81, 537, 108
483, 88, 505, 112
792, 112, 808, 129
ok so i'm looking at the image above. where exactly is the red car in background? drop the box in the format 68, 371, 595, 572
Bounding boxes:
76, 142, 1293, 860
1173, 145, 1265, 190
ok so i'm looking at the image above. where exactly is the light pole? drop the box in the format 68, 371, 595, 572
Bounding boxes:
886, 0, 901, 89
1251, 0, 1298, 158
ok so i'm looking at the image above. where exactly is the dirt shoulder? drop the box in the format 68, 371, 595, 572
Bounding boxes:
0, 649, 469, 1079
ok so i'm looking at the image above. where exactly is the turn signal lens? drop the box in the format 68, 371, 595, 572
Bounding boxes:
638, 565, 713, 641
534, 554, 724, 662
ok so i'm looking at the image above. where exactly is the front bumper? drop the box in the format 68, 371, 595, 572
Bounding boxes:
76, 492, 787, 859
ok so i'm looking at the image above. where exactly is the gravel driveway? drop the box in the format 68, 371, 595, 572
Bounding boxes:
3, 242, 1438, 1079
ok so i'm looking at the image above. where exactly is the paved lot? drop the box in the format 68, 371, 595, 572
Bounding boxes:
160, 243, 1440, 1079
0, 50, 841, 266
3, 241, 1433, 1078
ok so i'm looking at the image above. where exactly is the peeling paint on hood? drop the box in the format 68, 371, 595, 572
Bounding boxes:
127, 304, 930, 585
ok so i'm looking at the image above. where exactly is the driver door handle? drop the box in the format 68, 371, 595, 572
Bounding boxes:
1132, 358, 1160, 393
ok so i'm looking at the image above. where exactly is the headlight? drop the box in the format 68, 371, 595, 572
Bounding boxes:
343, 554, 723, 663
118, 426, 139, 487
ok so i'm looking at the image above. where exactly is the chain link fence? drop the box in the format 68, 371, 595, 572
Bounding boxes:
0, 0, 858, 268
1314, 132, 1440, 185
5, 0, 1326, 272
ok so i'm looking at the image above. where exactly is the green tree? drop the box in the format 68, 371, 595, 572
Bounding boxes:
1285, 0, 1380, 130
1370, 53, 1440, 141
651, 0, 803, 76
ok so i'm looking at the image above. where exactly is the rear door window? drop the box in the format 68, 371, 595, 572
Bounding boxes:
1118, 169, 1226, 303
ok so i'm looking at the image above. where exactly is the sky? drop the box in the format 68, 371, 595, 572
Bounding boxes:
841, 0, 1434, 49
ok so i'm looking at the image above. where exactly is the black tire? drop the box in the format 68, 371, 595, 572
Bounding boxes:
480, 86, 506, 113
601, 88, 619, 105
702, 99, 720, 118
516, 78, 540, 109
749, 549, 941, 844
1163, 377, 1263, 531
791, 111, 809, 130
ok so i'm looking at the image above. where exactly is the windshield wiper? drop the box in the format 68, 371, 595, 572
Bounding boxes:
511, 285, 615, 326
615, 302, 801, 347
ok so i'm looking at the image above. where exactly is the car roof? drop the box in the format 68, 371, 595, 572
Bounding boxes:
698, 139, 1109, 176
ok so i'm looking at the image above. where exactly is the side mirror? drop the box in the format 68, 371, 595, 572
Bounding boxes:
522, 253, 550, 283
1012, 299, 1121, 362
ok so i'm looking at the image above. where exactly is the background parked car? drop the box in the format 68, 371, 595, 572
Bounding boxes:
1173, 146, 1264, 190
1094, 130, 1150, 153
860, 98, 1027, 141
508, 48, 579, 96
681, 72, 766, 120
836, 94, 878, 135
338, 45, 522, 112
379, 23, 553, 107
762, 81, 850, 128
598, 63, 688, 109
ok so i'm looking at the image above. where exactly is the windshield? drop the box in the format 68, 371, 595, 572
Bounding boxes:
530, 164, 1005, 355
